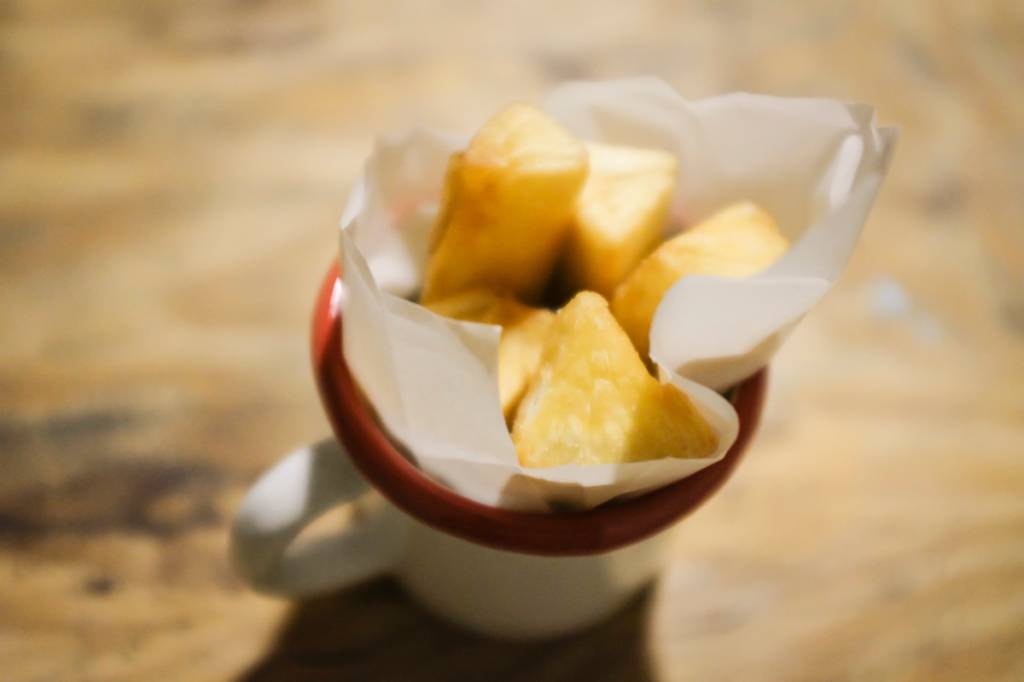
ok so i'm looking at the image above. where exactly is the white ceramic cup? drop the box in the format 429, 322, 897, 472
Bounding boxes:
230, 265, 764, 638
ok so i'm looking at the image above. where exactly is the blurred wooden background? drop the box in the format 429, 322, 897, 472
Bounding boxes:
2, 1, 1023, 680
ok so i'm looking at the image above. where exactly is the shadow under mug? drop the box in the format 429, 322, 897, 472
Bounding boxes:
231, 263, 766, 638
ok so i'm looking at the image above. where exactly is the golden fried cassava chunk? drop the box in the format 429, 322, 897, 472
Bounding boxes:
421, 105, 588, 303
512, 292, 717, 467
611, 201, 789, 357
426, 290, 555, 421
561, 142, 677, 297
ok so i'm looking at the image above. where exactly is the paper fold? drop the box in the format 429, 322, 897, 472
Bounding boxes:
337, 78, 895, 512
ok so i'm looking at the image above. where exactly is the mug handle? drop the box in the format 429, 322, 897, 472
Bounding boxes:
231, 438, 404, 597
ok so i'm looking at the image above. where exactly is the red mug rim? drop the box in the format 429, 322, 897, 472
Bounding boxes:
312, 262, 766, 556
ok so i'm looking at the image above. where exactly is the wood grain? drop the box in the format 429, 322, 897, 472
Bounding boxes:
2, 1, 1023, 680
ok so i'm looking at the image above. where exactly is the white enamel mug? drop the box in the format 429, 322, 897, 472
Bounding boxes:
230, 266, 765, 638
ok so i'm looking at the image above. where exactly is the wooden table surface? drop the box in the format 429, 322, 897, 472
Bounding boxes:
3, 1, 1023, 680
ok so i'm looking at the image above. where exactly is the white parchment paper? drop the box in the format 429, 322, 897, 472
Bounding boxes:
338, 78, 895, 512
